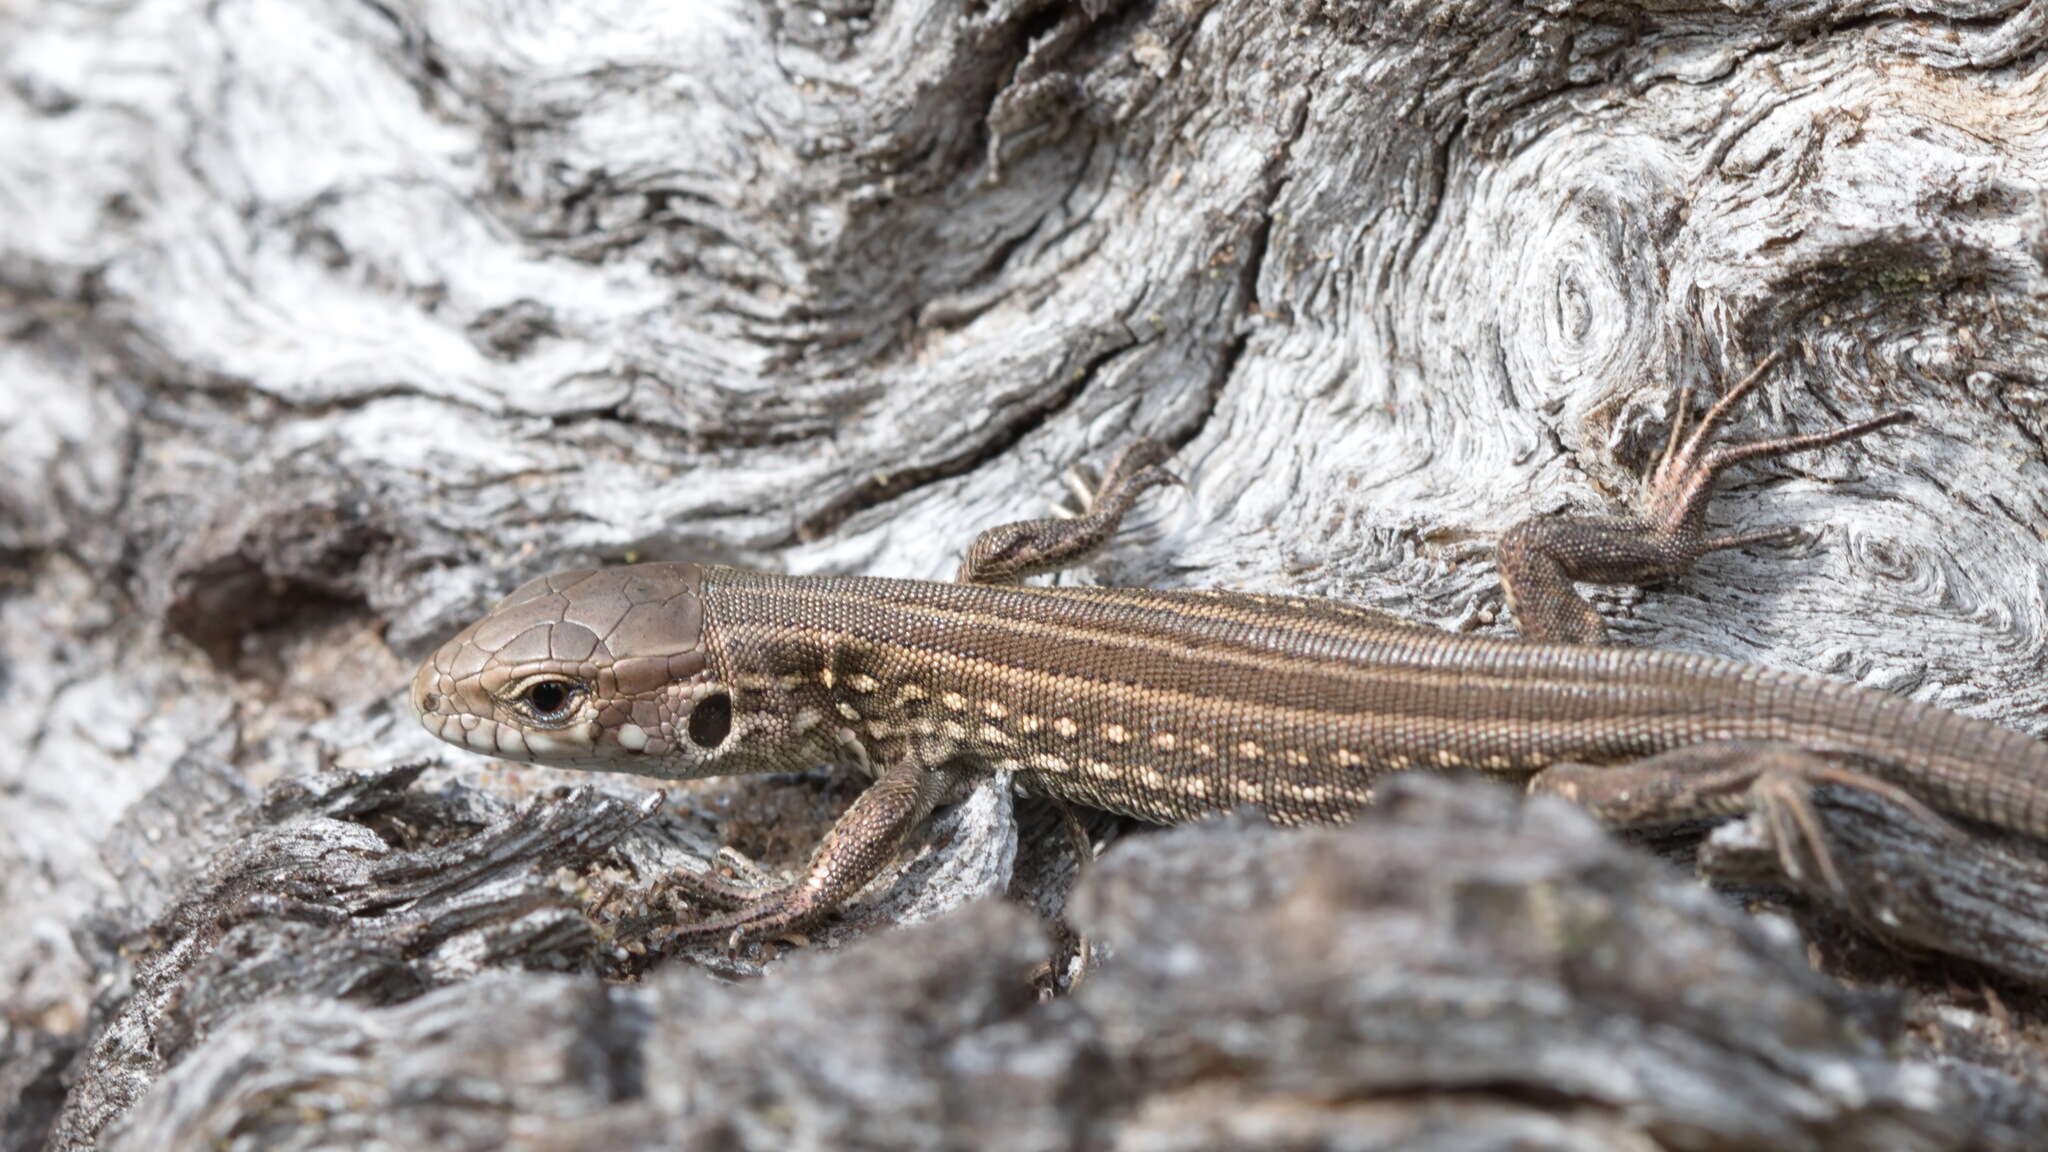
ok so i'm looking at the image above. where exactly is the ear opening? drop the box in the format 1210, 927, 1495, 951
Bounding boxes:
687, 691, 733, 748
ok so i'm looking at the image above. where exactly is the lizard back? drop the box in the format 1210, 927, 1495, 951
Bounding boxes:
700, 566, 2047, 829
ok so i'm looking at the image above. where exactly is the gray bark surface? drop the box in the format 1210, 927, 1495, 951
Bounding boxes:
6, 0, 2048, 1146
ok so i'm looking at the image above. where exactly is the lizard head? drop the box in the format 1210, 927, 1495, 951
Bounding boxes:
410, 563, 734, 775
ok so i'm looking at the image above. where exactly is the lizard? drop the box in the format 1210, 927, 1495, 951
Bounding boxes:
410, 351, 2047, 947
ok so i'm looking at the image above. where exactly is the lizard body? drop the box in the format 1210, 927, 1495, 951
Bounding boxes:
411, 356, 2040, 942
415, 562, 2040, 833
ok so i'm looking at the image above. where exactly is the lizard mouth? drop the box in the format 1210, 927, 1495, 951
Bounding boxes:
410, 645, 599, 761
416, 701, 601, 762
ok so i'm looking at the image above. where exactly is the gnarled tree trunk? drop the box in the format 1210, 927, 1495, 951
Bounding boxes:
5, 0, 2048, 1147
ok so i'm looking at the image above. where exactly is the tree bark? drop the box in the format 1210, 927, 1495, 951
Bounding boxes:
5, 0, 2048, 1147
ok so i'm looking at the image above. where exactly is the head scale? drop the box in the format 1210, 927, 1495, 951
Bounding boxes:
410, 563, 733, 774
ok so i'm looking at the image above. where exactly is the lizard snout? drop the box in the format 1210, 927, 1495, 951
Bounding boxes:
410, 656, 446, 721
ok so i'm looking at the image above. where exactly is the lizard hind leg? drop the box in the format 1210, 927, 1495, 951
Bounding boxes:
1497, 348, 1913, 644
956, 438, 1181, 584
1529, 742, 1952, 917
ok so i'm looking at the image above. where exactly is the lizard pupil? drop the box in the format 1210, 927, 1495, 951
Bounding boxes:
525, 682, 569, 715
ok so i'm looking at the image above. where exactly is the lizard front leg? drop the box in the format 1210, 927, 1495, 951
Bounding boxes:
664, 754, 970, 950
957, 438, 1180, 583
1497, 349, 1913, 644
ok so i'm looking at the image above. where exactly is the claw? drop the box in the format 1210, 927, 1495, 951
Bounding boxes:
1656, 378, 1696, 484
663, 887, 806, 952
654, 859, 783, 910
1699, 526, 1803, 555
1746, 758, 1955, 934
1752, 771, 1848, 900
1695, 410, 1916, 477
1098, 437, 1172, 491
1060, 464, 1102, 514
1648, 350, 1912, 540
1655, 346, 1787, 489
713, 845, 779, 888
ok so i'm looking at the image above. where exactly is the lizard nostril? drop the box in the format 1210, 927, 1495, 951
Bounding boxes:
422, 692, 442, 713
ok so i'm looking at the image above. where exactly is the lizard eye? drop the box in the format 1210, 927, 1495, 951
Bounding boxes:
517, 679, 582, 724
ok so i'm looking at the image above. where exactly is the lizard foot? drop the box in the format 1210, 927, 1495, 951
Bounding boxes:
957, 437, 1181, 583
1641, 347, 1914, 557
1054, 438, 1178, 518
1498, 348, 1913, 643
663, 886, 818, 953
593, 849, 809, 953
1531, 742, 1953, 920
646, 847, 785, 911
613, 864, 815, 953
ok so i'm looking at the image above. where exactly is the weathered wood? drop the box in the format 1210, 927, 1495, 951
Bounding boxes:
6, 0, 2048, 1146
49, 775, 2048, 1151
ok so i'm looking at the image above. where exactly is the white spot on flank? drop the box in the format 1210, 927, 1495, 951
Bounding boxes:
941, 691, 968, 712
837, 702, 862, 721
817, 668, 836, 688
982, 700, 1009, 719
617, 724, 649, 752
848, 673, 879, 693
1054, 717, 1079, 739
1103, 723, 1129, 744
